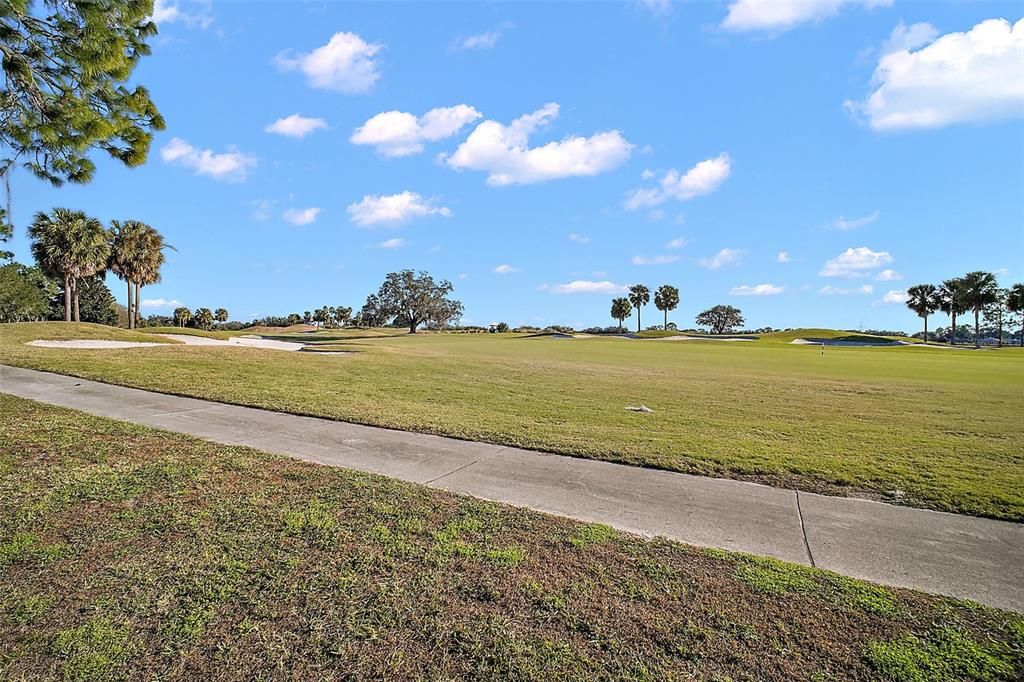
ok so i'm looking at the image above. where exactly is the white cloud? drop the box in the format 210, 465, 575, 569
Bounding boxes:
282, 207, 321, 226
624, 154, 731, 210
457, 273, 469, 280
494, 264, 518, 274
568, 233, 591, 244
881, 21, 940, 56
632, 254, 680, 266
665, 237, 688, 249
140, 297, 184, 309
377, 238, 405, 249
698, 248, 742, 270
820, 284, 875, 295
830, 210, 880, 231
777, 251, 791, 263
444, 103, 633, 185
450, 31, 501, 51
641, 168, 656, 180
640, 0, 674, 16
351, 105, 481, 157
545, 280, 628, 295
160, 138, 256, 182
265, 114, 328, 138
847, 18, 1024, 130
875, 268, 902, 281
346, 192, 451, 227
731, 284, 785, 296
879, 289, 908, 304
819, 246, 893, 277
151, 0, 212, 28
275, 32, 383, 93
722, 0, 892, 33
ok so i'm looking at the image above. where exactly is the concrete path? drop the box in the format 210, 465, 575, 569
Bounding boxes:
2, 364, 1021, 613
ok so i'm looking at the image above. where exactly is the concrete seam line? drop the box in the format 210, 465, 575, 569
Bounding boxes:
796, 491, 816, 568
424, 446, 507, 485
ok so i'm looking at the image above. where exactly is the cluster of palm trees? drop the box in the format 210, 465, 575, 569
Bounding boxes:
611, 284, 680, 332
305, 305, 352, 329
28, 208, 170, 327
905, 271, 1024, 347
173, 307, 228, 329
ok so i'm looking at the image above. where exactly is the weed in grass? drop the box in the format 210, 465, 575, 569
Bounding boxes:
5, 592, 55, 625
567, 522, 617, 549
0, 532, 66, 566
52, 617, 135, 682
483, 545, 526, 568
865, 627, 1018, 682
281, 499, 339, 548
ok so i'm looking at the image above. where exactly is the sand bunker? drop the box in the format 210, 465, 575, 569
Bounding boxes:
790, 338, 910, 347
651, 335, 756, 342
29, 333, 306, 352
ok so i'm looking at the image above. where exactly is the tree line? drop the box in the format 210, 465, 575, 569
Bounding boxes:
609, 283, 745, 335
905, 271, 1024, 347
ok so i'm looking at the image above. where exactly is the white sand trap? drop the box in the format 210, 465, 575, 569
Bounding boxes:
653, 335, 755, 342
790, 338, 911, 347
28, 334, 306, 352
28, 339, 165, 349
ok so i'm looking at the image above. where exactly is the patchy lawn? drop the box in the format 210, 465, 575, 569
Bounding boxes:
1, 395, 1021, 681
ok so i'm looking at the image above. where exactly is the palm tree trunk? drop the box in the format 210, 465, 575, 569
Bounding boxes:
135, 282, 141, 328
951, 312, 956, 345
73, 279, 80, 322
64, 276, 72, 322
923, 315, 928, 344
974, 309, 980, 348
637, 309, 641, 333
127, 280, 133, 329
664, 309, 668, 331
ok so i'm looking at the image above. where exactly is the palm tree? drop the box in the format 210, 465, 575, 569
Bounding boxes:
108, 220, 145, 328
28, 208, 109, 322
610, 297, 632, 333
173, 306, 191, 328
193, 307, 214, 330
905, 284, 940, 343
938, 277, 967, 345
654, 284, 680, 331
215, 308, 228, 325
628, 284, 650, 332
134, 224, 172, 329
960, 271, 999, 347
1007, 283, 1024, 347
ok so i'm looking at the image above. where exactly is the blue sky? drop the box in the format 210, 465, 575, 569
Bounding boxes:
6, 0, 1023, 330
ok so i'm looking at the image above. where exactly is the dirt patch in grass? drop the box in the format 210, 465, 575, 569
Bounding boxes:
1, 395, 1021, 680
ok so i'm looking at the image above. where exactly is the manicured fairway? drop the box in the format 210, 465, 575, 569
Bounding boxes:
1, 322, 1022, 520
1, 395, 1021, 681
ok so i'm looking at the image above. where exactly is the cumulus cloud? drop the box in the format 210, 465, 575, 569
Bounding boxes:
731, 284, 784, 296
282, 207, 321, 226
444, 103, 633, 185
346, 192, 451, 227
160, 138, 256, 182
376, 238, 405, 249
698, 248, 742, 270
881, 21, 940, 56
879, 289, 908, 304
847, 18, 1024, 130
265, 114, 328, 138
568, 233, 591, 244
275, 32, 383, 93
151, 0, 213, 28
624, 154, 731, 210
819, 246, 893, 277
665, 237, 688, 249
250, 199, 275, 222
544, 280, 628, 295
820, 284, 875, 295
830, 210, 880, 231
140, 298, 184, 309
494, 264, 518, 274
632, 254, 680, 266
875, 268, 902, 281
777, 251, 791, 263
351, 105, 482, 157
721, 0, 892, 33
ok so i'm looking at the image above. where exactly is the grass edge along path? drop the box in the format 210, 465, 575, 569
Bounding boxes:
1, 394, 1022, 681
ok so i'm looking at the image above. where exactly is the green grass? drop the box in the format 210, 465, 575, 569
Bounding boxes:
1, 395, 1021, 680
1, 321, 1023, 519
